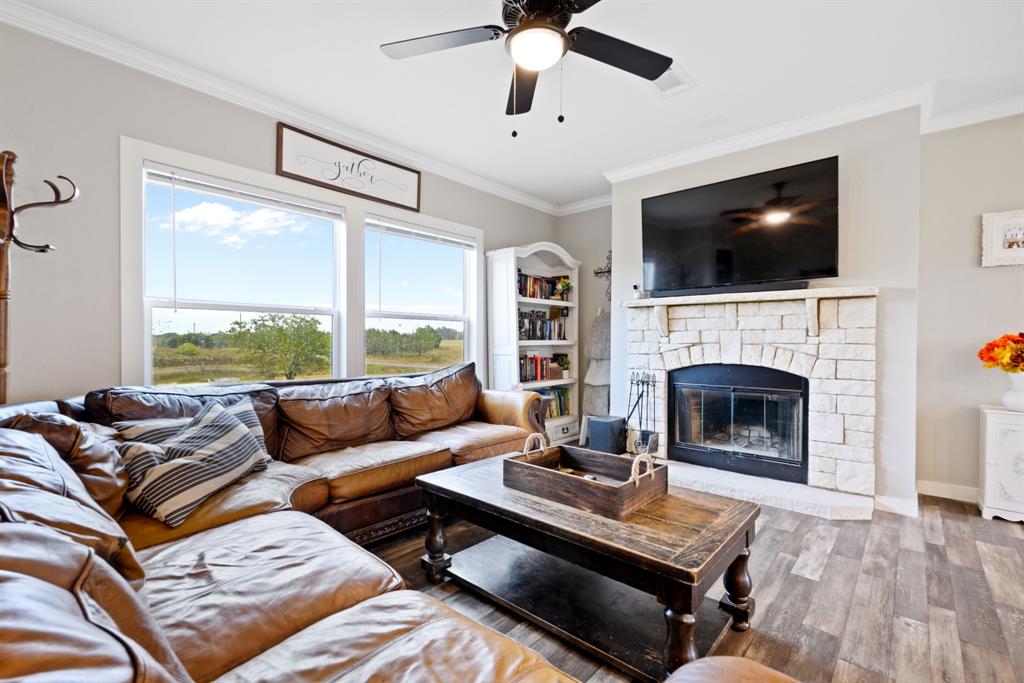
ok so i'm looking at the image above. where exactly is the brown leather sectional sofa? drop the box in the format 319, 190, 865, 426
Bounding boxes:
67, 361, 544, 545
0, 362, 578, 681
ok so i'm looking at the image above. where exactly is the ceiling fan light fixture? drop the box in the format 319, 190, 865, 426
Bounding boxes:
764, 210, 792, 226
507, 23, 567, 72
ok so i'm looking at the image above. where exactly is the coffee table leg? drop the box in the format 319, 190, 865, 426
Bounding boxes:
719, 546, 755, 631
420, 492, 451, 584
662, 583, 699, 675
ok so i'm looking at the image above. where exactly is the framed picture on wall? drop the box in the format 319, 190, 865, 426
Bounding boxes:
981, 209, 1024, 267
276, 122, 421, 211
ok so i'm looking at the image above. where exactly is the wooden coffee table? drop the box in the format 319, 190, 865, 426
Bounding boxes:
415, 456, 760, 682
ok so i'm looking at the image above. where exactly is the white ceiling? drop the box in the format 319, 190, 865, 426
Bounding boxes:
9, 0, 1024, 209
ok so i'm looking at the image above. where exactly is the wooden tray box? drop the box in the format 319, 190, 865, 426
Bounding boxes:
502, 445, 667, 520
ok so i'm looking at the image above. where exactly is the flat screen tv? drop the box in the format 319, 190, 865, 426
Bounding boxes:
641, 156, 838, 295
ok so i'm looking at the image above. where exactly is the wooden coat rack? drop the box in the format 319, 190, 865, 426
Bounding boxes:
0, 151, 79, 404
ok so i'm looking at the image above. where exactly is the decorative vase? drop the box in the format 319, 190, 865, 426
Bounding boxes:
1002, 373, 1024, 412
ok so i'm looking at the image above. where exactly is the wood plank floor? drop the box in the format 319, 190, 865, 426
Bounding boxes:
368, 495, 1024, 682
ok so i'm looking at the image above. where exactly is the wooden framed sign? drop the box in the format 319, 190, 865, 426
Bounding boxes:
276, 122, 421, 211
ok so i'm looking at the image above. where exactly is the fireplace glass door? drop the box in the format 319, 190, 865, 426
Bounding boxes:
667, 364, 809, 483
675, 386, 803, 463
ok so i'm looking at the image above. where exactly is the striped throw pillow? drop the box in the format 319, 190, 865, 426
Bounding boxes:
114, 397, 271, 457
115, 401, 269, 527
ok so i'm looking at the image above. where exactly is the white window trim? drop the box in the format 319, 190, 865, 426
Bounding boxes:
120, 137, 486, 385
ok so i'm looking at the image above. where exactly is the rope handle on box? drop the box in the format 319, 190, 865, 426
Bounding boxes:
522, 432, 550, 454
629, 452, 656, 487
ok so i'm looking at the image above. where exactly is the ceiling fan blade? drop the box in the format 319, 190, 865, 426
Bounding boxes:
568, 27, 672, 80
721, 207, 762, 216
381, 25, 504, 59
566, 0, 604, 12
505, 65, 539, 115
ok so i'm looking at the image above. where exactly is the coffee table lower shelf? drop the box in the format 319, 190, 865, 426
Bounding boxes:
446, 534, 732, 682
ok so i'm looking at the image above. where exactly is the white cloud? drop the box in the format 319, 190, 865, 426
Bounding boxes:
218, 234, 246, 249
171, 201, 315, 247
175, 202, 239, 235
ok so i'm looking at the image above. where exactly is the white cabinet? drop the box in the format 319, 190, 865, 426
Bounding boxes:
486, 242, 581, 445
979, 405, 1024, 522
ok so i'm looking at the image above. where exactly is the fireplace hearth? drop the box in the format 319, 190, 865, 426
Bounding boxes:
668, 364, 808, 483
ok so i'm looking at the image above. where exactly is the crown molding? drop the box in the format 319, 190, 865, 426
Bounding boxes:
923, 95, 1024, 135
603, 84, 937, 184
0, 0, 563, 216
553, 194, 612, 217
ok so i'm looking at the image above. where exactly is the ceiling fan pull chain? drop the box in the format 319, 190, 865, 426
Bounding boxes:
512, 66, 519, 137
558, 58, 565, 123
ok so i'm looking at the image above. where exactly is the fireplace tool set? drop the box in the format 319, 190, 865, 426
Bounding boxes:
625, 371, 659, 485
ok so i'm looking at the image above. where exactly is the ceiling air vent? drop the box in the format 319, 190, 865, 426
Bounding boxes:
654, 68, 697, 98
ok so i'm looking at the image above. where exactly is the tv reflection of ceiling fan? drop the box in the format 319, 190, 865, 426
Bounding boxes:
720, 182, 830, 235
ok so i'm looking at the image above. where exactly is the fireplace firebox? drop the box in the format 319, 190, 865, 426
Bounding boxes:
667, 364, 809, 484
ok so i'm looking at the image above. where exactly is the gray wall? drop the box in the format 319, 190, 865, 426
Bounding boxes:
554, 206, 611, 381
0, 25, 555, 402
917, 114, 1024, 495
609, 108, 923, 512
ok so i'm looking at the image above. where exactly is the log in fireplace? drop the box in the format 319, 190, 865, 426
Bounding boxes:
667, 364, 809, 484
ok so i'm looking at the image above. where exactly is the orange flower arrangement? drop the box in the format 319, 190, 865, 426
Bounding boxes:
978, 332, 1024, 373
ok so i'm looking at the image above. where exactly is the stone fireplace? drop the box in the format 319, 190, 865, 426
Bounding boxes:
624, 286, 878, 501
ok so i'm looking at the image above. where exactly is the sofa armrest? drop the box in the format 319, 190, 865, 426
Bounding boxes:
665, 657, 798, 683
475, 390, 545, 435
121, 461, 329, 550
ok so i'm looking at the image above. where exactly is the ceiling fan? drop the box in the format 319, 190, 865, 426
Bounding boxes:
720, 182, 831, 235
380, 0, 674, 118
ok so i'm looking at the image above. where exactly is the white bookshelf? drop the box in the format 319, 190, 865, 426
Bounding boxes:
487, 242, 581, 445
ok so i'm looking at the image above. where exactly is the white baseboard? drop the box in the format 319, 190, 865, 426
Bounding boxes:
874, 495, 920, 518
917, 480, 979, 504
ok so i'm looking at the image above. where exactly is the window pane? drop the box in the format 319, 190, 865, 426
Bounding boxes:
145, 180, 335, 307
364, 230, 464, 316
364, 318, 464, 376
152, 307, 332, 385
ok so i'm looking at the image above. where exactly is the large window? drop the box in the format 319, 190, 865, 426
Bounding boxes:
364, 217, 475, 376
143, 168, 342, 384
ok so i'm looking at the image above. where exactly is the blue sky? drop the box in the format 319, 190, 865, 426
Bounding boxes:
145, 181, 465, 335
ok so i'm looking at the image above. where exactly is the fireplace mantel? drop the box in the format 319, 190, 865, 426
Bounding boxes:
622, 285, 879, 308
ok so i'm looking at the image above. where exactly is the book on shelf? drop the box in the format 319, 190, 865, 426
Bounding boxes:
517, 270, 569, 301
519, 353, 570, 383
518, 308, 567, 341
537, 386, 573, 419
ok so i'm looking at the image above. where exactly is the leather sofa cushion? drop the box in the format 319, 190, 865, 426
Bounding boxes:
121, 460, 328, 550
1, 412, 129, 518
277, 379, 394, 461
0, 428, 144, 588
0, 399, 60, 422
138, 510, 403, 682
296, 440, 451, 502
665, 656, 799, 683
410, 421, 528, 465
0, 523, 189, 682
388, 362, 480, 438
84, 383, 280, 455
216, 590, 575, 683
